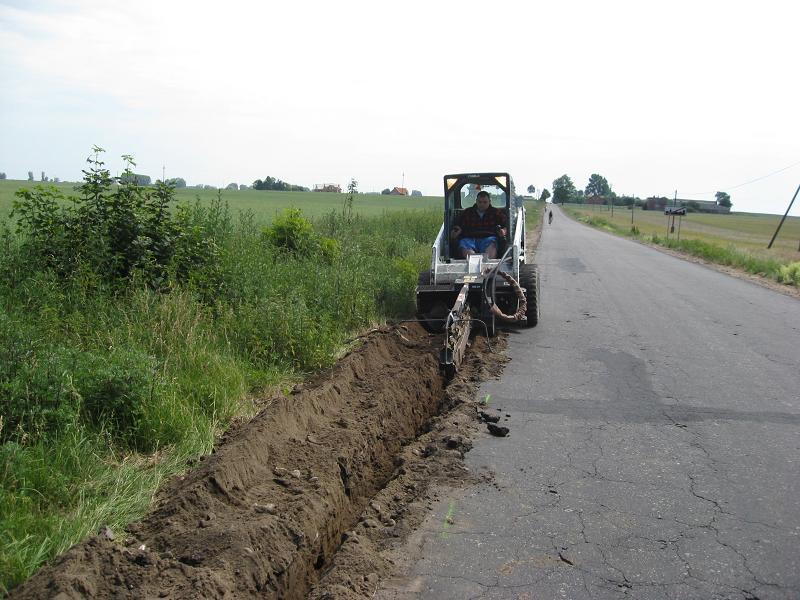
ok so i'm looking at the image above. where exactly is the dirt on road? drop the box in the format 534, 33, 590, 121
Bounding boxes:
10, 324, 509, 599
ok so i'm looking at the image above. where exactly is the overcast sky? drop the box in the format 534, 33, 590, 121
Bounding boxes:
1, 0, 798, 214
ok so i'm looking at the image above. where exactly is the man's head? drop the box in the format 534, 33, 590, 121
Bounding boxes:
476, 190, 491, 210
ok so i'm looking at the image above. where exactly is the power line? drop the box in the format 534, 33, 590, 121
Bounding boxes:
686, 159, 800, 195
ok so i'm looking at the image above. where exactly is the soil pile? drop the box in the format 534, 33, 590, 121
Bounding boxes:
10, 324, 508, 599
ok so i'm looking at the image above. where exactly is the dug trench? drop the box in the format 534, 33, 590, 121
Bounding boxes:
10, 323, 511, 599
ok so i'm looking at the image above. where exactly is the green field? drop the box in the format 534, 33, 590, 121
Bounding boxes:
564, 203, 800, 263
562, 203, 800, 286
0, 180, 441, 221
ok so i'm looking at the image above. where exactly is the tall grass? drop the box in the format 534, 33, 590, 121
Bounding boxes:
0, 182, 440, 592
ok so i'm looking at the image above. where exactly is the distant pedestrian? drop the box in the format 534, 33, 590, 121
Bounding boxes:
548, 210, 553, 225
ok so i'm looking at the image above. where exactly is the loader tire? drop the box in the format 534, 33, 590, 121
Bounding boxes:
416, 270, 446, 333
519, 263, 540, 327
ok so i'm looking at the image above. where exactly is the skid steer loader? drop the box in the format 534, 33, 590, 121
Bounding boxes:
415, 172, 540, 377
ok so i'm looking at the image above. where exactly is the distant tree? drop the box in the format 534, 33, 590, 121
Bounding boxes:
28, 171, 34, 181
411, 190, 422, 196
167, 177, 186, 188
347, 178, 358, 194
715, 191, 732, 207
120, 173, 151, 186
381, 188, 391, 195
585, 173, 611, 198
40, 171, 47, 182
53, 177, 60, 183
225, 183, 238, 190
239, 184, 249, 190
527, 185, 536, 195
252, 175, 309, 192
539, 188, 551, 202
0, 172, 6, 180
552, 175, 576, 204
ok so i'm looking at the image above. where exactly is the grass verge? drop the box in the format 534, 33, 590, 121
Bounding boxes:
564, 208, 800, 287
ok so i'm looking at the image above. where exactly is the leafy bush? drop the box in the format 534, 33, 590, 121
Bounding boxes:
11, 147, 217, 291
778, 262, 800, 285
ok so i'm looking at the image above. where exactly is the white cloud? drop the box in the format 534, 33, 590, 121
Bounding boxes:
1, 0, 798, 212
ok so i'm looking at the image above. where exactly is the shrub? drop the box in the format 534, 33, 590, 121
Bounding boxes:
11, 147, 218, 292
778, 262, 800, 286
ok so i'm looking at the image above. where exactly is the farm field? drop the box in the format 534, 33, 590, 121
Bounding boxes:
563, 203, 800, 265
0, 179, 441, 221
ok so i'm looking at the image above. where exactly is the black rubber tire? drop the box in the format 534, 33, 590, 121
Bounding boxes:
416, 270, 446, 333
519, 263, 540, 327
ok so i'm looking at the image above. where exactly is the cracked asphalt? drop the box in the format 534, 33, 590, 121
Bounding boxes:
381, 206, 800, 600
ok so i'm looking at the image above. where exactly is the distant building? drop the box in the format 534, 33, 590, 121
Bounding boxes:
645, 197, 730, 214
314, 183, 342, 193
389, 187, 409, 196
585, 195, 605, 205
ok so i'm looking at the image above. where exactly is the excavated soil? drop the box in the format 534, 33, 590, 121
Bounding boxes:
10, 324, 509, 600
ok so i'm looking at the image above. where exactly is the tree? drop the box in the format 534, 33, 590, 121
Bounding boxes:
539, 188, 551, 202
585, 173, 611, 198
28, 171, 34, 181
0, 172, 6, 180
552, 175, 576, 204
715, 191, 732, 207
167, 177, 186, 188
225, 183, 238, 190
527, 185, 536, 195
381, 188, 391, 195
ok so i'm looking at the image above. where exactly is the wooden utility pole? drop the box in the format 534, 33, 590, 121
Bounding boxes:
767, 183, 800, 249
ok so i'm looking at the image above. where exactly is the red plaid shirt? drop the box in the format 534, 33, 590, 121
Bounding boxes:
456, 205, 507, 238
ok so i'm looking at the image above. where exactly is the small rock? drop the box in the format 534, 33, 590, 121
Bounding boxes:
138, 544, 147, 551
273, 466, 288, 476
487, 423, 510, 437
383, 518, 397, 528
444, 435, 463, 448
99, 526, 115, 540
362, 518, 380, 528
479, 411, 500, 423
370, 501, 381, 512
291, 469, 302, 479
343, 530, 360, 544
254, 503, 277, 514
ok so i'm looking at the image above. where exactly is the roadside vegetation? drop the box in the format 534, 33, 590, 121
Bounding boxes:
562, 204, 800, 286
0, 150, 440, 592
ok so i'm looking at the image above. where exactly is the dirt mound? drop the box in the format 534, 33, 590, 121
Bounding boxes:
10, 324, 508, 599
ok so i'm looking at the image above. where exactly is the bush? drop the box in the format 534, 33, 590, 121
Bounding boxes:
778, 262, 800, 286
11, 147, 218, 292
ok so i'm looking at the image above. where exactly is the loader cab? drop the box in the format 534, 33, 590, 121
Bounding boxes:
443, 173, 516, 260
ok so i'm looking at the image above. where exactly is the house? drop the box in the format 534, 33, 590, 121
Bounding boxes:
389, 187, 409, 196
314, 183, 341, 193
585, 195, 605, 205
645, 197, 730, 214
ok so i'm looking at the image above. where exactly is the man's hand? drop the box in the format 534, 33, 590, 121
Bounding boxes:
498, 226, 507, 238
450, 225, 462, 240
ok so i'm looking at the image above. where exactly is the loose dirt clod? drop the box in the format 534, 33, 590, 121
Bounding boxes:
10, 324, 508, 600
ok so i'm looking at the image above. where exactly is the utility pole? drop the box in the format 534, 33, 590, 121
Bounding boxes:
767, 183, 800, 249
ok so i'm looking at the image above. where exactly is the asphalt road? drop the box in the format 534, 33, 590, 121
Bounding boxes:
383, 206, 800, 599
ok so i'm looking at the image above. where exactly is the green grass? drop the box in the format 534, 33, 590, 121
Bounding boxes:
0, 179, 441, 221
0, 190, 441, 592
563, 204, 800, 286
